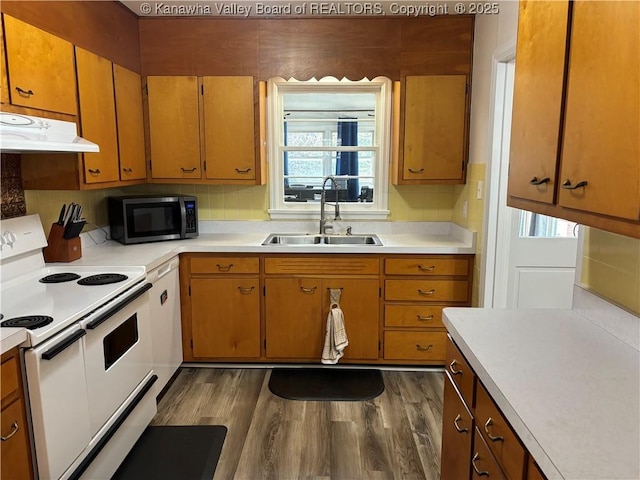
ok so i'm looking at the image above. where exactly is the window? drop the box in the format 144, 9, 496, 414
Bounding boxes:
266, 77, 392, 219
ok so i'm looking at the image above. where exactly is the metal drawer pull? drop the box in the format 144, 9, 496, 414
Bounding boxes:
1, 422, 19, 441
418, 289, 435, 296
122, 167, 133, 173
484, 418, 504, 442
529, 176, 550, 185
300, 286, 317, 294
181, 167, 197, 173
449, 359, 463, 375
216, 263, 234, 271
238, 286, 255, 294
88, 168, 101, 175
453, 414, 468, 433
416, 344, 433, 351
417, 265, 436, 272
561, 179, 588, 190
15, 86, 34, 97
235, 167, 252, 174
408, 168, 425, 174
472, 453, 489, 477
417, 314, 434, 322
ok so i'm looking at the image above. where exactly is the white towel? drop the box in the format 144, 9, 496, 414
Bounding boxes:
321, 289, 349, 364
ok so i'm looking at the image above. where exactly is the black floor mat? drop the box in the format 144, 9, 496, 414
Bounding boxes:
268, 368, 385, 401
111, 425, 227, 480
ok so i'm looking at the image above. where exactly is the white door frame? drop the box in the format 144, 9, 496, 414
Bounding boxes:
481, 43, 516, 307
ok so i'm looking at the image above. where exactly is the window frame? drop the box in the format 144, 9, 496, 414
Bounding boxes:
266, 76, 392, 220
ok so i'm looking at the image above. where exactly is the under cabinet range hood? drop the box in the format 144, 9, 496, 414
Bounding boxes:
0, 112, 99, 153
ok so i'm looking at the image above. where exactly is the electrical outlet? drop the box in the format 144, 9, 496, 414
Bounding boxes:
462, 200, 468, 218
476, 181, 483, 200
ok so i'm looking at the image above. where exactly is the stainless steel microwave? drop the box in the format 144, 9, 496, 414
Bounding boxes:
108, 195, 198, 244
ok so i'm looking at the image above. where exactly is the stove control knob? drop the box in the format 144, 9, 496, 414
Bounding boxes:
0, 233, 5, 251
3, 231, 16, 249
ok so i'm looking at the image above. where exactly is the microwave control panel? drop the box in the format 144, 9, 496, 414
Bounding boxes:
185, 200, 197, 234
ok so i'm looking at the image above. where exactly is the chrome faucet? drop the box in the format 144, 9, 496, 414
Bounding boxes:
319, 175, 341, 234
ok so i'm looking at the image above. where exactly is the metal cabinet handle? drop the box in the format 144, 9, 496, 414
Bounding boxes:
453, 414, 468, 433
529, 176, 550, 185
484, 418, 504, 442
235, 168, 252, 174
88, 168, 101, 175
561, 179, 588, 190
0, 421, 19, 441
417, 265, 436, 272
416, 344, 433, 351
122, 167, 133, 173
300, 286, 317, 294
418, 289, 435, 296
417, 314, 434, 322
407, 168, 425, 174
15, 86, 34, 97
181, 167, 197, 173
216, 263, 234, 272
237, 286, 255, 294
472, 453, 489, 477
449, 359, 463, 375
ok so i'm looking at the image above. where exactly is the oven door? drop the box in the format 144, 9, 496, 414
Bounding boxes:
123, 199, 184, 243
24, 325, 92, 480
81, 283, 153, 437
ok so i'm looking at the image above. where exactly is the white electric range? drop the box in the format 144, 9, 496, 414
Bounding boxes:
0, 214, 158, 480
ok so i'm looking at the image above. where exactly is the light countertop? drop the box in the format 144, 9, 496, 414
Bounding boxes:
443, 305, 640, 480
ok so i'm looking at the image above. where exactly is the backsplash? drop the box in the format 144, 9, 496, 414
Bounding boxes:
1, 153, 27, 219
581, 227, 640, 315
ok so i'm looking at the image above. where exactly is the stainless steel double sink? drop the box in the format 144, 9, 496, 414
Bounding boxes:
262, 233, 382, 246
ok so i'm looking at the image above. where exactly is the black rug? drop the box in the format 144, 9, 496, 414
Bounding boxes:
268, 368, 385, 401
111, 425, 227, 480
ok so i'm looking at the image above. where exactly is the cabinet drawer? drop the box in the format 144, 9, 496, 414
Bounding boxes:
190, 257, 259, 274
384, 331, 447, 361
385, 257, 470, 276
385, 280, 469, 302
384, 305, 445, 328
1, 354, 19, 403
264, 257, 379, 275
446, 336, 476, 407
476, 382, 526, 480
472, 428, 506, 480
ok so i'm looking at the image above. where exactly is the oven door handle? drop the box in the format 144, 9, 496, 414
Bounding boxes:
86, 283, 152, 330
41, 329, 87, 360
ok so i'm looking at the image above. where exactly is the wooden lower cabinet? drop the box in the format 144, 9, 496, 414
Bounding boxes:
472, 428, 506, 479
1, 348, 33, 480
441, 373, 474, 480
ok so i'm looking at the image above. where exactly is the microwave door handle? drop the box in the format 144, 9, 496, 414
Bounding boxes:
180, 199, 187, 239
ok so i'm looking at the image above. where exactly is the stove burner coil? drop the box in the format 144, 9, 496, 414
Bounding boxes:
1, 315, 54, 330
39, 273, 82, 283
77, 274, 128, 286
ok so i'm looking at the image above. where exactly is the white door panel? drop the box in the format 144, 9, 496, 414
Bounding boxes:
513, 267, 576, 309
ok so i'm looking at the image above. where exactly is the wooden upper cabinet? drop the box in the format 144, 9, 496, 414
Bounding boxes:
3, 15, 76, 115
508, 0, 569, 205
147, 76, 201, 179
398, 75, 468, 184
558, 1, 639, 221
202, 76, 256, 182
113, 65, 146, 181
75, 47, 119, 184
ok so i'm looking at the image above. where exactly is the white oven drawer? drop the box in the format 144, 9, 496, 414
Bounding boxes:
25, 325, 92, 480
82, 283, 153, 437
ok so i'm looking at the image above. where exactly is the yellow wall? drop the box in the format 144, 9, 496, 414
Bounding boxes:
581, 228, 640, 315
26, 182, 459, 230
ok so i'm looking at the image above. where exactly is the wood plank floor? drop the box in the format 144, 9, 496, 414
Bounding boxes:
152, 367, 444, 480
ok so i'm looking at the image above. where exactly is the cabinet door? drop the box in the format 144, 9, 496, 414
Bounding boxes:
1, 22, 9, 105
75, 47, 119, 184
323, 278, 379, 360
202, 76, 256, 181
1, 399, 33, 480
113, 65, 146, 181
3, 15, 76, 114
472, 429, 506, 480
190, 277, 260, 358
558, 2, 640, 220
508, 0, 569, 204
147, 76, 201, 179
402, 75, 468, 182
265, 278, 324, 359
441, 374, 473, 480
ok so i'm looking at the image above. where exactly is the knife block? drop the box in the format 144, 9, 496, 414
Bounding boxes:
43, 223, 82, 262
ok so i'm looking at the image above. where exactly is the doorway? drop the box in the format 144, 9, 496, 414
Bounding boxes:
483, 57, 579, 309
